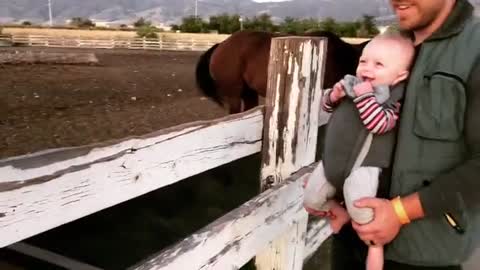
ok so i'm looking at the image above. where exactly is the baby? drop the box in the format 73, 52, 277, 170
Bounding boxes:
304, 32, 415, 270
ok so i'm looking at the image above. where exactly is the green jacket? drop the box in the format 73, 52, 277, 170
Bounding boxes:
385, 0, 480, 266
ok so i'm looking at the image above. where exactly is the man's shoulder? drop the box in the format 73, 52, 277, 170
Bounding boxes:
466, 14, 480, 32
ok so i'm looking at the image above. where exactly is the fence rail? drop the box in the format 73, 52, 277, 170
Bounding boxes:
7, 34, 220, 51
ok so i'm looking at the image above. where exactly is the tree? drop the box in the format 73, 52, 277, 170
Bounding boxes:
337, 22, 361, 37
320, 17, 338, 33
357, 15, 379, 37
69, 17, 95, 28
22, 21, 32, 26
244, 13, 276, 32
136, 25, 158, 38
302, 18, 325, 33
179, 16, 207, 33
208, 13, 241, 34
134, 17, 151, 28
170, 24, 180, 32
278, 17, 301, 34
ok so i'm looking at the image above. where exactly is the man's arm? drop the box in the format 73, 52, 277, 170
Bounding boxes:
407, 59, 480, 224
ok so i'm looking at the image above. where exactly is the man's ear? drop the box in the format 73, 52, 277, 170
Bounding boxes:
393, 70, 409, 85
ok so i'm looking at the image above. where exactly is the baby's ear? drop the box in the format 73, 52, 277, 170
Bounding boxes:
393, 70, 409, 85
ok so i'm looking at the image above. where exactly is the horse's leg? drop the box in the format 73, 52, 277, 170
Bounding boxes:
226, 95, 243, 114
215, 80, 244, 114
241, 86, 259, 111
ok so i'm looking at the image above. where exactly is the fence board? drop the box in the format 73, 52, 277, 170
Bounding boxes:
256, 36, 326, 270
129, 165, 314, 270
0, 108, 263, 248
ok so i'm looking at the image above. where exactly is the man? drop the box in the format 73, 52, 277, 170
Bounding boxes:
327, 0, 480, 269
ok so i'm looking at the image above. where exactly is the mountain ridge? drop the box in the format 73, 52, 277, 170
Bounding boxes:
0, 0, 478, 26
0, 0, 392, 25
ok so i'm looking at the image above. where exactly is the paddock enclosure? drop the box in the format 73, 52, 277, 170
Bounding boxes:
0, 34, 338, 270
3, 28, 479, 270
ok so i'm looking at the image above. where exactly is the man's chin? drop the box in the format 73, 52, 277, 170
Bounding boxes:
397, 21, 414, 31
398, 19, 428, 32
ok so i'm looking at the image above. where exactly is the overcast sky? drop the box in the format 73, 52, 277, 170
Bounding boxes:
253, 0, 291, 2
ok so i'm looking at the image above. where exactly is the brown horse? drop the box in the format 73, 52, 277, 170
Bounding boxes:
196, 30, 368, 114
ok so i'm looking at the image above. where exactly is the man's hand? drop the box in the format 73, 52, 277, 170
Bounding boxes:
353, 81, 374, 96
330, 80, 346, 103
351, 197, 402, 245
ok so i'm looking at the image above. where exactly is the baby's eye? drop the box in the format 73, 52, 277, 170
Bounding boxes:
375, 62, 384, 67
359, 59, 366, 64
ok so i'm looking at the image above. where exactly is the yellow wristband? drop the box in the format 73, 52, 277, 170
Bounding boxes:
391, 196, 411, 225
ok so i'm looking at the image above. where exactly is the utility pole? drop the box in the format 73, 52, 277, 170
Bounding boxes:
48, 0, 53, 26
194, 0, 198, 18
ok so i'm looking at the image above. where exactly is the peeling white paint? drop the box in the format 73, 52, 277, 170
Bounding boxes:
258, 37, 327, 270
0, 109, 264, 248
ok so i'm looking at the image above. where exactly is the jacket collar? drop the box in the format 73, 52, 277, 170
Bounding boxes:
426, 0, 474, 41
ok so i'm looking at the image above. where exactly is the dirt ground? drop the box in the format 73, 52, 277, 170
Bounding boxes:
0, 47, 226, 159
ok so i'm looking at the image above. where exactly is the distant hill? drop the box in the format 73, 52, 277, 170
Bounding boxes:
1, 0, 478, 26
0, 0, 393, 26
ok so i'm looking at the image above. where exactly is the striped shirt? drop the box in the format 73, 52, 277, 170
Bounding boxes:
322, 89, 401, 135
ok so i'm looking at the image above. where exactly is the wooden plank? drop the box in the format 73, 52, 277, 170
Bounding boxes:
0, 108, 264, 248
128, 165, 314, 270
256, 36, 327, 270
8, 242, 104, 270
304, 219, 332, 260
260, 37, 326, 190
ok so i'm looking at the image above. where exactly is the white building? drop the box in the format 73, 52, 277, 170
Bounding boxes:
91, 19, 112, 28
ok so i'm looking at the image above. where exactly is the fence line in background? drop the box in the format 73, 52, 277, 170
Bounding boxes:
6, 34, 221, 51
0, 34, 367, 51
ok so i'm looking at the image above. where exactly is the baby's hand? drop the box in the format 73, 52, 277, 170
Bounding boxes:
353, 81, 374, 96
330, 80, 346, 103
328, 200, 351, 234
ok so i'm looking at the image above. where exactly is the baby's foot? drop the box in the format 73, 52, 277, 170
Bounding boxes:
303, 162, 336, 211
343, 167, 380, 224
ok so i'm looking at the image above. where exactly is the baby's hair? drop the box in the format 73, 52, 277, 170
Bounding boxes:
374, 31, 414, 48
371, 31, 416, 69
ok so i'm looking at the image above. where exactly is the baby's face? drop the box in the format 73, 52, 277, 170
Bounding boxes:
356, 38, 411, 86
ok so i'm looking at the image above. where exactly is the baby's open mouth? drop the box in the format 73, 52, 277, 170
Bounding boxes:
360, 76, 374, 82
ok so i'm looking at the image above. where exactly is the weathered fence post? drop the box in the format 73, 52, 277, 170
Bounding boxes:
255, 36, 327, 270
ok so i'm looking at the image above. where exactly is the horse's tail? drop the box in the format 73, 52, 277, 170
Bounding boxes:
195, 43, 222, 106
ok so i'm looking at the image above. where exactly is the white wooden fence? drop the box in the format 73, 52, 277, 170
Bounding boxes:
0, 37, 333, 269
7, 34, 220, 51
